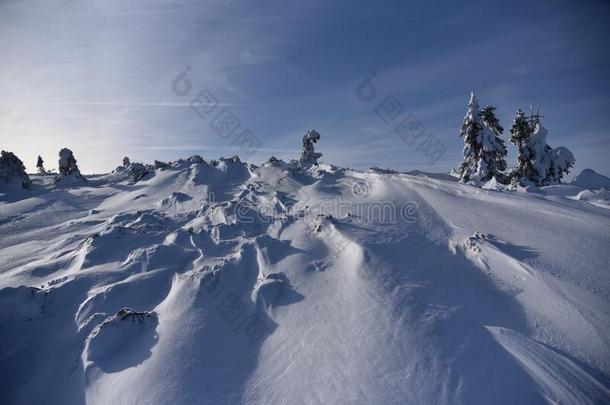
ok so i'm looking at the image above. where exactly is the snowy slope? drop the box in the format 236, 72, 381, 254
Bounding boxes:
1, 158, 609, 405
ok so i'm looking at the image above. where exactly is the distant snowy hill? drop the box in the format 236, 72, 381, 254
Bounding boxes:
1, 157, 609, 404
571, 168, 610, 190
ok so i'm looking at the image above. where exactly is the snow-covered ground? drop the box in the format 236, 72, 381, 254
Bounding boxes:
1, 157, 609, 404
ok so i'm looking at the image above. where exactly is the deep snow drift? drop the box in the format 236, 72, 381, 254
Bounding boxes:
1, 157, 609, 404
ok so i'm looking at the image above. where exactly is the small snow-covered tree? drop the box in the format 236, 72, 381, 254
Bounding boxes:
298, 130, 322, 169
36, 155, 46, 174
58, 148, 84, 179
509, 110, 575, 186
0, 151, 31, 189
457, 93, 507, 184
123, 156, 130, 167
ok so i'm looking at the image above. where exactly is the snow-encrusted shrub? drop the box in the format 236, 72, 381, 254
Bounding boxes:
509, 110, 575, 186
116, 307, 152, 322
57, 148, 84, 179
457, 93, 507, 184
129, 162, 149, 183
369, 166, 398, 174
298, 130, 322, 169
0, 151, 31, 189
116, 157, 154, 183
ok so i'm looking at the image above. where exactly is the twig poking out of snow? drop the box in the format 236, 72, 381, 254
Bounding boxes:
464, 231, 489, 252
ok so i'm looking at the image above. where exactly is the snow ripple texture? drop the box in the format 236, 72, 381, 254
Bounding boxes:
1, 158, 609, 404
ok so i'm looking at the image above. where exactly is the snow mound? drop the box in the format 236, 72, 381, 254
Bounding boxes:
255, 272, 304, 309
482, 176, 509, 191
571, 189, 610, 209
0, 150, 31, 189
83, 308, 159, 374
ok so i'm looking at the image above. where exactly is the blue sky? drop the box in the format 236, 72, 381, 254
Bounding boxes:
1, 0, 609, 176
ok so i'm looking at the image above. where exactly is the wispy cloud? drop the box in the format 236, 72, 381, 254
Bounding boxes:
0, 102, 235, 108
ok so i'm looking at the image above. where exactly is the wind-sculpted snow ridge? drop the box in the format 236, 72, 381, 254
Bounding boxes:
0, 156, 609, 404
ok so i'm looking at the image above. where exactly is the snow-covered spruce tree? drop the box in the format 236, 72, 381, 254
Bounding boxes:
457, 93, 481, 183
508, 109, 535, 183
509, 110, 575, 186
480, 105, 508, 180
36, 155, 46, 174
457, 93, 507, 184
0, 151, 31, 189
122, 156, 130, 167
57, 148, 84, 179
527, 123, 574, 186
298, 130, 322, 169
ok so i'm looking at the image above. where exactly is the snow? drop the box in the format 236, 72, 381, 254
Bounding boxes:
571, 168, 610, 191
1, 157, 609, 404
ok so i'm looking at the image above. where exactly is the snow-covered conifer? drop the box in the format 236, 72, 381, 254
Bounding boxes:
509, 109, 535, 183
298, 130, 322, 169
57, 148, 84, 179
479, 105, 508, 180
457, 93, 481, 183
36, 155, 46, 174
480, 105, 503, 135
123, 157, 130, 167
509, 110, 575, 186
547, 146, 575, 185
527, 123, 574, 185
0, 151, 31, 189
457, 93, 507, 184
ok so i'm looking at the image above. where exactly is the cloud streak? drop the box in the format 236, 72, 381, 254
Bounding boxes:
0, 102, 235, 108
